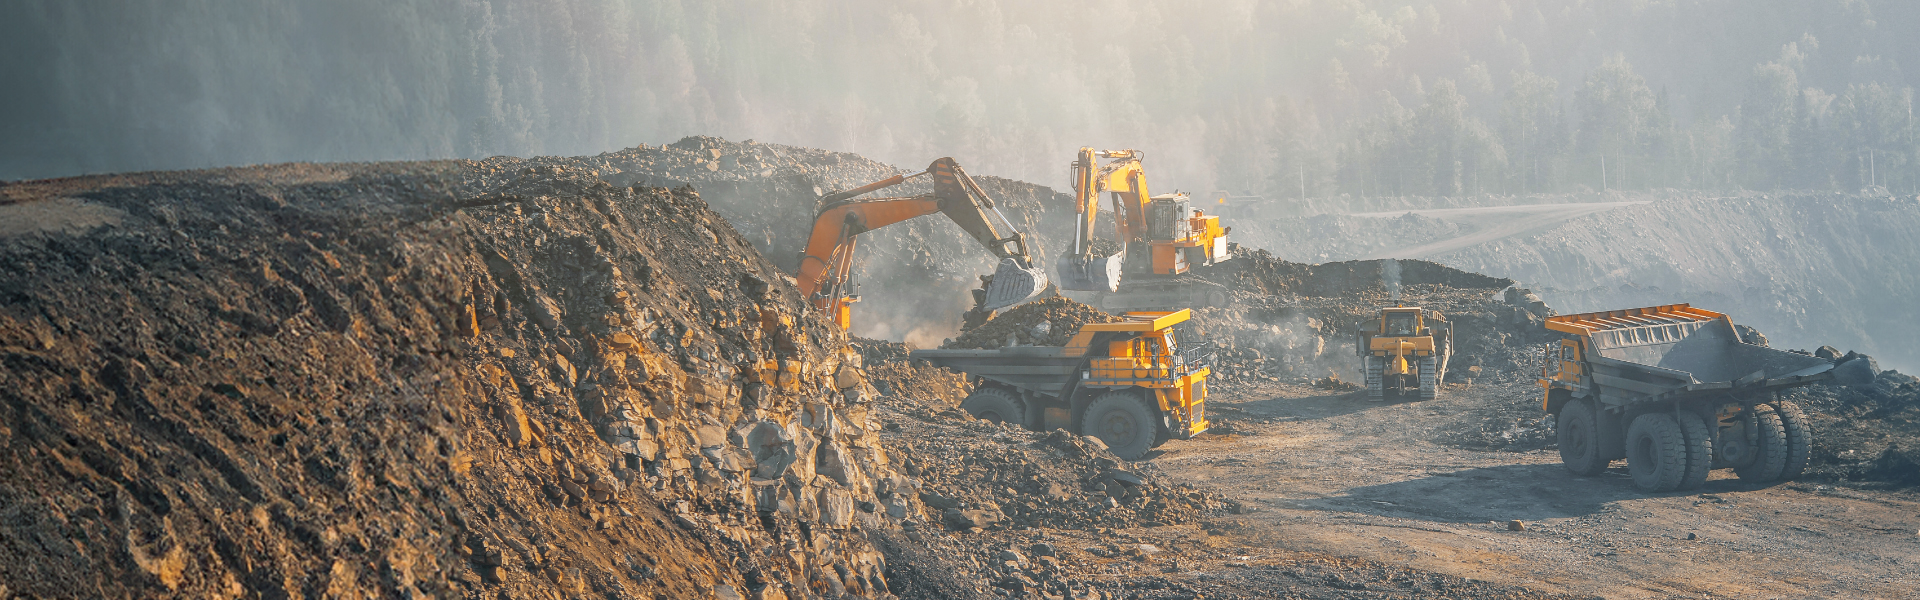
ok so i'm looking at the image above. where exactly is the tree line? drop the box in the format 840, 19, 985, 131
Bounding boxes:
1260, 53, 1917, 199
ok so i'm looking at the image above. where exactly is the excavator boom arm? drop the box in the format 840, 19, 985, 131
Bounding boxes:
795, 157, 1048, 329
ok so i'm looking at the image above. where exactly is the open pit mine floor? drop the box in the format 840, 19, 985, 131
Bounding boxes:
1153, 381, 1920, 600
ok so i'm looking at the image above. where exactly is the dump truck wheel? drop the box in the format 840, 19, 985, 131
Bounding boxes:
1556, 399, 1607, 476
1626, 413, 1687, 492
1081, 389, 1156, 460
1674, 411, 1714, 491
1771, 400, 1812, 480
1733, 405, 1789, 482
961, 387, 1025, 427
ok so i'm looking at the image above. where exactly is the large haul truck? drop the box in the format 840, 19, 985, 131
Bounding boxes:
910, 310, 1212, 460
1540, 304, 1849, 492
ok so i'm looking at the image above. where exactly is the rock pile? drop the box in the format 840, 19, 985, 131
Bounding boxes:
1780, 363, 1920, 486
942, 297, 1121, 350
497, 136, 1082, 344
1184, 247, 1555, 388
0, 161, 914, 599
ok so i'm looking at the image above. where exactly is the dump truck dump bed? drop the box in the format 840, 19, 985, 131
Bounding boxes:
1547, 305, 1833, 407
909, 346, 1084, 396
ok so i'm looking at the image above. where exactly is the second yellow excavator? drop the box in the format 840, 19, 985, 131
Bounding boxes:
1056, 148, 1233, 311
795, 157, 1049, 331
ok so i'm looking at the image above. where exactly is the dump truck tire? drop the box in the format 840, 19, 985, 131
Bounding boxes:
1080, 389, 1157, 460
1772, 400, 1812, 480
1734, 405, 1789, 482
1557, 398, 1607, 476
961, 387, 1025, 427
1674, 411, 1714, 490
1626, 413, 1687, 492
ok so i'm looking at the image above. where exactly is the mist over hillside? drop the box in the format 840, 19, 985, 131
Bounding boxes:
5, 1, 1918, 198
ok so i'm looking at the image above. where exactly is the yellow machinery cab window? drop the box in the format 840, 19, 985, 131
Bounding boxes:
1385, 313, 1416, 336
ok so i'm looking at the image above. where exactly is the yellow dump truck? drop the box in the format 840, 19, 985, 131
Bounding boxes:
1356, 306, 1452, 400
910, 310, 1211, 459
1540, 304, 1846, 492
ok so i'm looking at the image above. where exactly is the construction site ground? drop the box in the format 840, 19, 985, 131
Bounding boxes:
1156, 380, 1920, 600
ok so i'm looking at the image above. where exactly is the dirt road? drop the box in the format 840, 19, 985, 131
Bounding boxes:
1155, 382, 1920, 599
1350, 201, 1648, 260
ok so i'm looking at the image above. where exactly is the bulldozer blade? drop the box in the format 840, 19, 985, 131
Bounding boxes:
981, 258, 1050, 311
1054, 253, 1122, 293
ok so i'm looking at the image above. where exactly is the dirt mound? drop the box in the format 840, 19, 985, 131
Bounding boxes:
501, 136, 1081, 346
942, 296, 1121, 349
1780, 367, 1920, 486
882, 419, 1237, 533
1184, 248, 1553, 389
849, 338, 971, 407
0, 161, 935, 599
1202, 248, 1512, 299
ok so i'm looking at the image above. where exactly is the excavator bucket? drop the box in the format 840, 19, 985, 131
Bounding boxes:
1055, 253, 1123, 293
981, 258, 1050, 311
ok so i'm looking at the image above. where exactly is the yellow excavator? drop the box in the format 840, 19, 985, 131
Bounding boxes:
1056, 148, 1233, 311
795, 157, 1049, 330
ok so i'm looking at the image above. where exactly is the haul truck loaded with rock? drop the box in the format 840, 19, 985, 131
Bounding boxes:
911, 310, 1211, 459
1541, 304, 1872, 492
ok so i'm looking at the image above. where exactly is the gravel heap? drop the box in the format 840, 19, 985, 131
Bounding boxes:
942, 297, 1121, 350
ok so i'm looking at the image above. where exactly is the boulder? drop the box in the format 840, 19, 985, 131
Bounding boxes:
943, 508, 1002, 531
1832, 354, 1880, 386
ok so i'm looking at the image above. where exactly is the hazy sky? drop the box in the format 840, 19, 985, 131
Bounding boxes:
4, 1, 1914, 193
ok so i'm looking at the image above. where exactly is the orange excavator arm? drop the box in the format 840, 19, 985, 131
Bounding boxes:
795, 158, 1048, 330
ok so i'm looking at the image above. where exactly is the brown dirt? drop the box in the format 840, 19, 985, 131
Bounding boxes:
942, 297, 1120, 350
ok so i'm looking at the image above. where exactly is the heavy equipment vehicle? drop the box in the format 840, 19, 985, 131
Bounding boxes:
795, 157, 1048, 330
909, 309, 1211, 459
1356, 305, 1452, 400
1540, 304, 1859, 492
1056, 148, 1233, 311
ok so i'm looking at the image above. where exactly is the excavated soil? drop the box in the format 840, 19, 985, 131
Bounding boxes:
1180, 248, 1554, 391
942, 297, 1121, 350
0, 161, 927, 599
501, 136, 1082, 347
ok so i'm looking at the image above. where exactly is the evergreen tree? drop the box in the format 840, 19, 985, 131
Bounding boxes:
1575, 55, 1662, 191
1737, 63, 1801, 189
1500, 71, 1566, 193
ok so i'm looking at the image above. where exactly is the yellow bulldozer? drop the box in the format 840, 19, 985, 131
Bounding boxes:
1356, 306, 1452, 400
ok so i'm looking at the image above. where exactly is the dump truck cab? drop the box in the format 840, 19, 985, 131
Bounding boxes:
909, 310, 1211, 459
1356, 306, 1451, 400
